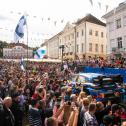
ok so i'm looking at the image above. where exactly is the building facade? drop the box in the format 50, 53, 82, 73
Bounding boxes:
59, 23, 75, 60
42, 32, 62, 59
75, 15, 106, 60
3, 43, 33, 59
42, 14, 107, 60
102, 2, 126, 58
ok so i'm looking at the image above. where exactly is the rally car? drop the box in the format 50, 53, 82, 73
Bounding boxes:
70, 73, 125, 102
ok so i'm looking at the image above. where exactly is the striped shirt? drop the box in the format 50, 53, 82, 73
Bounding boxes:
28, 107, 42, 126
84, 111, 98, 126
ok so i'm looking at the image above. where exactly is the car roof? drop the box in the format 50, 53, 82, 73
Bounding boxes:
79, 73, 104, 79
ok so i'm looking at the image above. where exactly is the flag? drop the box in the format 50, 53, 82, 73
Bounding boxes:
98, 2, 101, 9
20, 58, 25, 71
89, 0, 93, 6
61, 19, 64, 23
54, 21, 57, 26
14, 15, 26, 42
106, 5, 109, 12
34, 47, 46, 59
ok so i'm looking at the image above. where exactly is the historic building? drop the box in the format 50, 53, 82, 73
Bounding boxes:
102, 2, 126, 58
3, 43, 33, 59
42, 14, 107, 60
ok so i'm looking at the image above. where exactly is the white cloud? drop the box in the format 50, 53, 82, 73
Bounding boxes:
0, 0, 124, 47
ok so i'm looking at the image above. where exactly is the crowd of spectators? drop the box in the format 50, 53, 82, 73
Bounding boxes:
0, 60, 126, 126
72, 57, 126, 68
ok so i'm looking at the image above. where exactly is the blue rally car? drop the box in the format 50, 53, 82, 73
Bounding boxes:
70, 73, 125, 102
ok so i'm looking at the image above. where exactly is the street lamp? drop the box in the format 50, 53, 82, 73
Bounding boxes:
59, 45, 65, 68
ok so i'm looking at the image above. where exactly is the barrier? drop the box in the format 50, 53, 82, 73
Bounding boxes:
83, 67, 126, 83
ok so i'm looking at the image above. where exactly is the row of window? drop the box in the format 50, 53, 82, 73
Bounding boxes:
62, 30, 104, 42
109, 16, 126, 31
110, 36, 126, 50
63, 33, 74, 42
89, 30, 104, 37
89, 43, 104, 52
76, 43, 104, 53
76, 30, 104, 38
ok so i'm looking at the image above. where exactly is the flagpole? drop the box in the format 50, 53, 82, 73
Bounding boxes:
26, 15, 29, 85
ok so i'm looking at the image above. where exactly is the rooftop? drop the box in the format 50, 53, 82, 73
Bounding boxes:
75, 14, 106, 26
7, 43, 32, 49
102, 2, 126, 19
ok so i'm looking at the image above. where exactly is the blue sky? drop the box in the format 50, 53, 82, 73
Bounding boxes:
0, 0, 124, 47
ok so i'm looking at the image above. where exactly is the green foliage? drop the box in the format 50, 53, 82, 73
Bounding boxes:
0, 40, 8, 57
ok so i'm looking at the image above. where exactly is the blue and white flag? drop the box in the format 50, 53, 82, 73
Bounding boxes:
20, 58, 25, 71
34, 47, 46, 59
14, 15, 26, 42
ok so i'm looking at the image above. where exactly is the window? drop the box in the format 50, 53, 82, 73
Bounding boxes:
68, 35, 70, 40
110, 39, 116, 48
72, 34, 74, 39
101, 32, 104, 38
117, 37, 122, 49
72, 46, 74, 52
109, 22, 114, 31
101, 44, 104, 53
95, 31, 98, 36
82, 30, 84, 36
124, 36, 126, 48
123, 16, 126, 26
116, 18, 121, 29
89, 29, 92, 35
64, 37, 66, 42
81, 43, 84, 52
77, 32, 79, 38
76, 44, 79, 52
95, 44, 98, 52
89, 43, 92, 51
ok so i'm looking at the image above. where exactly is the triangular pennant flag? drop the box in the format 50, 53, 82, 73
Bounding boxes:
33, 16, 36, 18
61, 19, 64, 23
10, 11, 13, 14
89, 0, 93, 6
48, 18, 50, 20
26, 14, 29, 17
98, 2, 101, 9
106, 5, 109, 12
42, 18, 43, 21
54, 21, 57, 26
18, 12, 21, 15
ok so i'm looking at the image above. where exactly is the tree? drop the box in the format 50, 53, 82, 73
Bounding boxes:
0, 41, 8, 57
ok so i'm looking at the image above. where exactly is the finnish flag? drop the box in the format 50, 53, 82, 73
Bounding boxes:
14, 15, 26, 42
20, 58, 25, 71
34, 47, 46, 59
